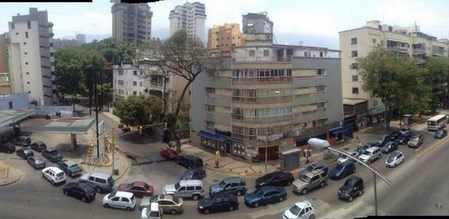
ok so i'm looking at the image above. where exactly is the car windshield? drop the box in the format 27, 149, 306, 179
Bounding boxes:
172, 196, 179, 203
56, 172, 64, 177
108, 192, 116, 199
289, 204, 301, 216
335, 164, 344, 170
255, 189, 264, 197
437, 130, 443, 134
219, 181, 227, 187
362, 150, 371, 155
339, 154, 348, 159
143, 184, 150, 190
174, 182, 181, 190
300, 174, 311, 183
305, 165, 315, 172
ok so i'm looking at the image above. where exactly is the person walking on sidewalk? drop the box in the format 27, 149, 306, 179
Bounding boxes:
215, 151, 221, 168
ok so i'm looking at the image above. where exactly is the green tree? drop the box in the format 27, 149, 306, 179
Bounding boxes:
422, 56, 449, 112
114, 95, 163, 126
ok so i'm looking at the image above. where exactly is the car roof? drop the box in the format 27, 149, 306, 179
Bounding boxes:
391, 151, 403, 156
367, 146, 380, 151
114, 191, 134, 198
90, 172, 111, 178
150, 202, 159, 211
159, 194, 175, 201
259, 186, 280, 192
131, 181, 147, 187
179, 179, 202, 186
223, 177, 243, 182
64, 160, 76, 166
294, 201, 312, 209
44, 167, 64, 173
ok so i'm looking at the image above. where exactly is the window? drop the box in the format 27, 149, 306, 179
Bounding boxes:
27, 21, 31, 29
352, 75, 358, 82
112, 197, 120, 201
139, 82, 142, 86
263, 50, 269, 56
249, 50, 255, 57
26, 72, 29, 75
25, 32, 28, 38
27, 81, 30, 84
206, 87, 215, 94
133, 71, 137, 75
118, 80, 124, 85
373, 100, 379, 107
316, 86, 326, 93
350, 63, 358, 69
95, 178, 106, 184
187, 186, 195, 191
133, 91, 137, 96
133, 81, 137, 86
16, 32, 18, 35
10, 22, 14, 29
122, 197, 130, 202
372, 39, 376, 44
351, 50, 358, 57
352, 87, 359, 94
316, 69, 326, 76
351, 37, 357, 45
24, 52, 27, 55
25, 62, 28, 65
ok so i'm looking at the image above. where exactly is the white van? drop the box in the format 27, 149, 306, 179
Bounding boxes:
163, 179, 205, 200
141, 203, 162, 219
102, 191, 136, 211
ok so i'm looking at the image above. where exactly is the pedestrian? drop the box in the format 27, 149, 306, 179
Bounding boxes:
215, 151, 221, 168
357, 141, 362, 151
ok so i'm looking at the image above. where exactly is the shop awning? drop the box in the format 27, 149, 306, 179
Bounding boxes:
197, 130, 229, 142
329, 126, 346, 134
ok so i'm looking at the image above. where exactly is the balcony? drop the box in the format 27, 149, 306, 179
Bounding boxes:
232, 114, 293, 123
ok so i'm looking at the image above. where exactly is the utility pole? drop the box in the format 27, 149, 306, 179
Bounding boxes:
94, 70, 100, 158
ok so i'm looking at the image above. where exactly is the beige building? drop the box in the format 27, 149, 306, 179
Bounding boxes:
339, 20, 449, 127
112, 3, 153, 47
207, 23, 245, 56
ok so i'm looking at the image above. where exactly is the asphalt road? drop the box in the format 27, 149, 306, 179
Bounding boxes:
1, 108, 448, 219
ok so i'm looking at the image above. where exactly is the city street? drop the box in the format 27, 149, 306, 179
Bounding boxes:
0, 108, 448, 218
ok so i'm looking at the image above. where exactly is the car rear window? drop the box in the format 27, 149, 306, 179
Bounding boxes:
56, 172, 65, 177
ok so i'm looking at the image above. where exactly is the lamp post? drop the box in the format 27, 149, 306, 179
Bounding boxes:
264, 90, 281, 173
307, 138, 391, 216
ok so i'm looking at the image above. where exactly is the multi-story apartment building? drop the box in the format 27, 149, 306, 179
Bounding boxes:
6, 8, 55, 106
207, 23, 245, 57
191, 14, 342, 162
340, 20, 449, 128
169, 2, 207, 44
112, 61, 147, 102
242, 12, 273, 34
111, 3, 153, 47
75, 33, 86, 44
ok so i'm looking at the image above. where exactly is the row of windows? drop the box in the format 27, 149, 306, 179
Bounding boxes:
249, 49, 270, 57
232, 125, 290, 137
232, 88, 291, 97
232, 106, 293, 118
232, 69, 292, 78
10, 21, 31, 29
117, 80, 143, 86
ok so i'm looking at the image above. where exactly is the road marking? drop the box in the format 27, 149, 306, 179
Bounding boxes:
417, 135, 449, 159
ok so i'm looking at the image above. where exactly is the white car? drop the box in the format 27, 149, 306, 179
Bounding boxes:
141, 202, 162, 219
385, 151, 405, 168
358, 147, 382, 164
42, 167, 66, 185
282, 201, 315, 219
103, 191, 136, 211
337, 151, 359, 164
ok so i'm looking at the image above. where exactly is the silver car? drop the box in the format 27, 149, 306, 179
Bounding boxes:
292, 170, 327, 195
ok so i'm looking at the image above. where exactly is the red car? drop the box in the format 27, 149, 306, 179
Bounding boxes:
160, 148, 178, 160
117, 181, 154, 198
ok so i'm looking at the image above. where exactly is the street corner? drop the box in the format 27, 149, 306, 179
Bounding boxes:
0, 163, 21, 186
79, 149, 131, 182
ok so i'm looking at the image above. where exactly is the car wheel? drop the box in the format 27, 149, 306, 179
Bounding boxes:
81, 197, 87, 202
279, 196, 284, 202
359, 190, 363, 196
51, 180, 55, 185
95, 187, 102, 193
302, 188, 308, 195
104, 203, 110, 208
171, 209, 177, 215
126, 207, 132, 211
367, 160, 371, 165
287, 180, 292, 186
64, 190, 68, 196
236, 191, 242, 196
254, 202, 260, 207
320, 181, 326, 188
204, 209, 210, 214
349, 196, 353, 202
309, 214, 316, 219
192, 194, 199, 200
229, 206, 234, 211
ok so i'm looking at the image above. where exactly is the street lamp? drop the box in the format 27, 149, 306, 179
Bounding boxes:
264, 90, 281, 173
307, 138, 392, 216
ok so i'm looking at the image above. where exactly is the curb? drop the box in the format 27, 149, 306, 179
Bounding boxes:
0, 168, 21, 186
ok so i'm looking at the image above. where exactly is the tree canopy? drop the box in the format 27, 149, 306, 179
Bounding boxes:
114, 95, 163, 126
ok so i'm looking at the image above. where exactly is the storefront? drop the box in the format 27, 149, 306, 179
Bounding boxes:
197, 130, 230, 153
370, 107, 386, 124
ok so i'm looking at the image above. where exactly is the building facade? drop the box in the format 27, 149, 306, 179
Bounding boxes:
75, 33, 86, 44
6, 8, 55, 106
339, 20, 449, 128
112, 61, 148, 102
242, 12, 273, 34
169, 2, 207, 44
207, 23, 245, 57
111, 3, 153, 47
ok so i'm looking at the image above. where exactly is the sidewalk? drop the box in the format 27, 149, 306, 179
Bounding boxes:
0, 161, 21, 186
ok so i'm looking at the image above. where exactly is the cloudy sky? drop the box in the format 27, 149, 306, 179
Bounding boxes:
0, 0, 448, 49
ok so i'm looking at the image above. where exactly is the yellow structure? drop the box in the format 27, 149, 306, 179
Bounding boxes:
207, 23, 245, 56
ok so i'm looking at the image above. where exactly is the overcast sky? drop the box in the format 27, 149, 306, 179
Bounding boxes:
0, 0, 448, 49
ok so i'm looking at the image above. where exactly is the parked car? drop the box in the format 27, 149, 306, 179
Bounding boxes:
30, 141, 47, 152
198, 193, 239, 214
27, 155, 46, 169
117, 181, 154, 198
386, 151, 405, 168
160, 148, 178, 160
399, 127, 412, 137
337, 151, 359, 165
244, 186, 287, 208
282, 201, 316, 219
141, 202, 162, 219
434, 129, 448, 139
56, 160, 82, 177
381, 141, 398, 154
328, 160, 355, 180
338, 176, 364, 202
180, 168, 206, 180
209, 177, 247, 197
102, 191, 136, 211
255, 171, 294, 188
176, 154, 203, 169
41, 148, 63, 163
387, 131, 402, 143
62, 181, 96, 202
0, 143, 15, 154
292, 169, 327, 195
13, 136, 31, 146
357, 142, 379, 155
396, 134, 411, 145
42, 166, 66, 185
140, 194, 183, 214
16, 147, 34, 159
299, 162, 328, 178
163, 179, 205, 200
79, 172, 114, 193
377, 133, 393, 147
408, 134, 424, 148
358, 147, 382, 164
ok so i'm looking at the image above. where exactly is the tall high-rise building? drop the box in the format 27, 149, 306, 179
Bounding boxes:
111, 3, 153, 47
339, 20, 449, 128
207, 23, 245, 57
169, 2, 206, 43
6, 8, 55, 105
75, 33, 86, 43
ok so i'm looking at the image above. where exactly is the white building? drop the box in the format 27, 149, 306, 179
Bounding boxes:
112, 61, 148, 102
6, 8, 55, 106
169, 1, 206, 44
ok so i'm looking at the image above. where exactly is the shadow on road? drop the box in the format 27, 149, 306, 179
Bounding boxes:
118, 131, 161, 145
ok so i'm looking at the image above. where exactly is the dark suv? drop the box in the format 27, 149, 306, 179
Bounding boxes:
338, 176, 364, 202
63, 182, 96, 202
13, 136, 31, 146
42, 149, 63, 163
255, 171, 294, 188
176, 154, 203, 169
0, 143, 15, 154
198, 193, 239, 214
329, 161, 356, 180
180, 168, 206, 180
209, 177, 247, 197
30, 142, 47, 152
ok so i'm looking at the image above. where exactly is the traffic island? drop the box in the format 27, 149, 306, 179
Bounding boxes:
80, 149, 130, 181
0, 162, 21, 186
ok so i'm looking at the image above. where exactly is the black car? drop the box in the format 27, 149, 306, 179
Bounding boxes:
299, 162, 328, 178
30, 141, 47, 152
338, 176, 364, 202
63, 182, 96, 202
56, 160, 83, 177
197, 194, 239, 214
396, 134, 410, 145
381, 141, 398, 154
328, 160, 356, 180
12, 136, 31, 146
0, 143, 15, 154
27, 155, 46, 169
255, 171, 294, 188
434, 129, 448, 139
176, 154, 203, 169
180, 168, 206, 180
41, 149, 63, 163
387, 131, 402, 142
16, 147, 34, 159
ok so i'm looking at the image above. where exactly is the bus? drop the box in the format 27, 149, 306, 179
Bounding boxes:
427, 114, 448, 131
